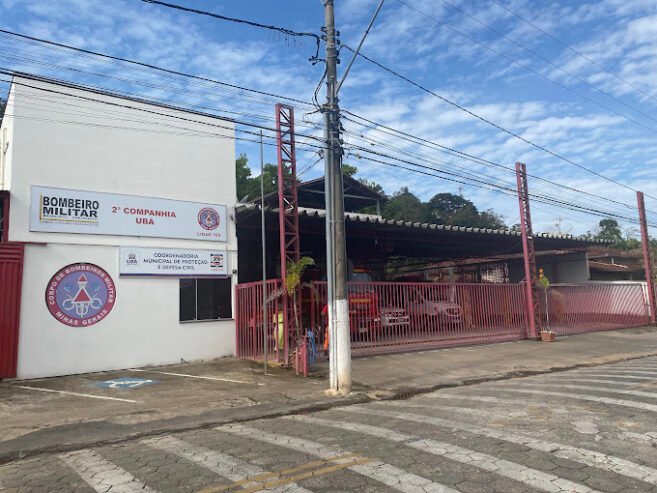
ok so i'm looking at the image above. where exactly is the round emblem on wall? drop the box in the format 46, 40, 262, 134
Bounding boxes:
198, 207, 220, 230
45, 263, 116, 327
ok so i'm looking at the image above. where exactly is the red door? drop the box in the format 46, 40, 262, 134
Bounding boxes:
0, 243, 24, 379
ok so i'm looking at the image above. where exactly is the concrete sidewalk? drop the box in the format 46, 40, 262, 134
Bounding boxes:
1, 326, 656, 463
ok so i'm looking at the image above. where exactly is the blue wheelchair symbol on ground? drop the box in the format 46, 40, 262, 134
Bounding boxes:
95, 377, 159, 389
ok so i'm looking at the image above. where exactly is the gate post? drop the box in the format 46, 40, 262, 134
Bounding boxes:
515, 162, 539, 339
637, 192, 656, 324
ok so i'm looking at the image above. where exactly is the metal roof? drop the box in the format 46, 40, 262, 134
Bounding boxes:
236, 203, 607, 245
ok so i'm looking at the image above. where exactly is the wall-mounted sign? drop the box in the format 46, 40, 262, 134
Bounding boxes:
30, 186, 227, 242
45, 263, 116, 327
119, 247, 228, 276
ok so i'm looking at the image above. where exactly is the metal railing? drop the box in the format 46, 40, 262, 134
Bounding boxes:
539, 282, 650, 335
235, 280, 653, 361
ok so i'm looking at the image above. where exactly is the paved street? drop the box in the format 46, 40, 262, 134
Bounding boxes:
3, 356, 657, 492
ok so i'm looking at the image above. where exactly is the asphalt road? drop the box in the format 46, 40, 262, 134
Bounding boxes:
3, 356, 657, 493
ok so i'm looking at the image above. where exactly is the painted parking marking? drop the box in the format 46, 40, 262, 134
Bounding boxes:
344, 405, 657, 485
128, 368, 263, 385
216, 423, 461, 493
96, 377, 159, 389
59, 449, 157, 493
15, 385, 138, 403
290, 414, 602, 493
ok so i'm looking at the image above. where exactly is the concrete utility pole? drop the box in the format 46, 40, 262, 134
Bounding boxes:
323, 0, 352, 394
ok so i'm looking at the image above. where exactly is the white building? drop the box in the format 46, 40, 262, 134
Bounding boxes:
0, 75, 238, 379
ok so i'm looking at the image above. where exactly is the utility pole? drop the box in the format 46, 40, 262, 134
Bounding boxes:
323, 0, 352, 394
637, 191, 656, 324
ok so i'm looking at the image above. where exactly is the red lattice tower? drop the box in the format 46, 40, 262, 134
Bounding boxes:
516, 162, 540, 338
276, 104, 301, 360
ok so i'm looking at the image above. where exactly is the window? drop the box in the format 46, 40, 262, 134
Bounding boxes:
180, 278, 232, 322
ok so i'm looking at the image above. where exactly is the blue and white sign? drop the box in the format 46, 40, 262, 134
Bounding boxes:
95, 377, 159, 389
119, 247, 228, 276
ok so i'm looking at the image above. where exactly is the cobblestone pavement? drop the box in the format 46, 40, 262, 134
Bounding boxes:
3, 356, 657, 493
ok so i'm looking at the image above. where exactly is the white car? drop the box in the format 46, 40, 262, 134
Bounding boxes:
405, 288, 464, 326
380, 306, 410, 330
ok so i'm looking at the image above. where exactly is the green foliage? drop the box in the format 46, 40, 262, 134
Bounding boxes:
382, 187, 425, 222
235, 155, 281, 202
381, 189, 506, 228
342, 163, 358, 177
0, 98, 5, 125
596, 219, 623, 243
285, 257, 315, 295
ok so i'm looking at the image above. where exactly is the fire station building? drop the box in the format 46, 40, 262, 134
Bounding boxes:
0, 76, 238, 379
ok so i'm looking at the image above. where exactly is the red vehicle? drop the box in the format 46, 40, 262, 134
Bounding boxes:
348, 267, 381, 336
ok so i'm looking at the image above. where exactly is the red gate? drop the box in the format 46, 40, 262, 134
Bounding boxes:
0, 243, 24, 379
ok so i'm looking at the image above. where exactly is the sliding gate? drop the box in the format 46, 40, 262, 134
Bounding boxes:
0, 243, 24, 379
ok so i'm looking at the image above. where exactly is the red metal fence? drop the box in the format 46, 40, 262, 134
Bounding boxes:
235, 280, 653, 361
310, 281, 527, 354
0, 243, 24, 379
235, 279, 286, 361
539, 282, 650, 335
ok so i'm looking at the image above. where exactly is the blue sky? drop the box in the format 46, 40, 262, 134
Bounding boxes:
1, 0, 657, 235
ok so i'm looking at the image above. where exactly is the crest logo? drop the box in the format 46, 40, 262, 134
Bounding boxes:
198, 207, 220, 231
45, 263, 116, 327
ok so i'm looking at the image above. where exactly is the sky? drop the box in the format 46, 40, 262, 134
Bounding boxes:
1, 0, 657, 235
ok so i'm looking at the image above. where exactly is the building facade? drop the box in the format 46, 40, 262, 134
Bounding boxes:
0, 76, 238, 379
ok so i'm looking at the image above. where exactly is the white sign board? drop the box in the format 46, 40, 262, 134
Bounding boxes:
119, 247, 228, 276
30, 186, 228, 242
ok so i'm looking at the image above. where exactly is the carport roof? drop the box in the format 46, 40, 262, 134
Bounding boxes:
237, 204, 606, 259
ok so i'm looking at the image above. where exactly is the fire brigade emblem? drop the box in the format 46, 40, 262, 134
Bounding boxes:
45, 263, 116, 327
198, 207, 220, 231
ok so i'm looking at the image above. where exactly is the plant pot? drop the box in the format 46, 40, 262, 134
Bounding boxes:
540, 331, 556, 342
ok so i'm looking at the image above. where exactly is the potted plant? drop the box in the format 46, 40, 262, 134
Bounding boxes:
537, 268, 556, 342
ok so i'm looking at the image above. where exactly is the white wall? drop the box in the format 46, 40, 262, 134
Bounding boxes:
17, 244, 235, 379
3, 77, 240, 378
7, 76, 237, 252
0, 85, 15, 191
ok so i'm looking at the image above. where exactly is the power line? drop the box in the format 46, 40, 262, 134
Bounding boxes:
1, 70, 328, 148
0, 74, 330, 156
0, 29, 313, 108
426, 0, 657, 128
139, 0, 321, 60
342, 45, 657, 202
341, 110, 652, 214
489, 0, 657, 105
395, 0, 657, 135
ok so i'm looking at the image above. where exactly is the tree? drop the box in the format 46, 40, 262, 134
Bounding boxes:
424, 192, 506, 229
358, 178, 384, 195
236, 154, 252, 201
596, 219, 623, 243
342, 163, 358, 177
382, 187, 425, 222
235, 156, 282, 202
0, 98, 5, 126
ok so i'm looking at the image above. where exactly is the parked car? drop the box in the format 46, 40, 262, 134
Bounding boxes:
380, 306, 411, 332
405, 287, 464, 329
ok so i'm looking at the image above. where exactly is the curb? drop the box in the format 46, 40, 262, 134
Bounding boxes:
2, 350, 657, 464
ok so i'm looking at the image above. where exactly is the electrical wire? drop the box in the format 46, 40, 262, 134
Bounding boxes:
489, 0, 657, 105
139, 0, 321, 60
395, 0, 657, 135
0, 29, 314, 108
426, 0, 657, 127
341, 45, 657, 202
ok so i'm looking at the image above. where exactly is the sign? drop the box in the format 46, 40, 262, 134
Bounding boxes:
95, 377, 158, 389
45, 263, 116, 327
30, 186, 228, 242
119, 247, 228, 276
